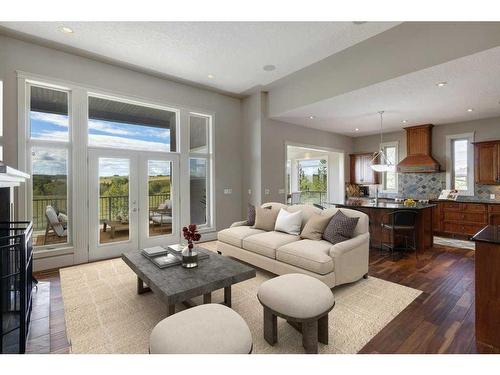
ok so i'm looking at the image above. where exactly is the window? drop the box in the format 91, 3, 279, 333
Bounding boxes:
447, 133, 474, 195
189, 113, 212, 229
28, 84, 71, 248
297, 159, 328, 204
88, 95, 177, 152
381, 142, 398, 192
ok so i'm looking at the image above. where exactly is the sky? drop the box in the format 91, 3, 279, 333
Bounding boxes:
31, 111, 171, 175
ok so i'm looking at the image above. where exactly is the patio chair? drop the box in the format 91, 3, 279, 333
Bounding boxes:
44, 205, 67, 245
150, 200, 173, 226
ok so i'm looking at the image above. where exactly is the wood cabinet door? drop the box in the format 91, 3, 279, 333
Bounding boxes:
475, 143, 499, 184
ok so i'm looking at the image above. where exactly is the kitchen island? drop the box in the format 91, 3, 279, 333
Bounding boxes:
333, 200, 436, 255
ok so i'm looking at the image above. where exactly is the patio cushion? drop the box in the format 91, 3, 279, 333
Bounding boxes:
217, 226, 265, 248
151, 215, 172, 225
242, 231, 299, 259
276, 239, 334, 275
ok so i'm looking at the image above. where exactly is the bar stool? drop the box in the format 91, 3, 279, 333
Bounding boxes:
380, 210, 418, 260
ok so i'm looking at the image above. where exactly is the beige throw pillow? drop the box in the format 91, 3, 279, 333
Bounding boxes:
300, 213, 333, 240
254, 207, 280, 231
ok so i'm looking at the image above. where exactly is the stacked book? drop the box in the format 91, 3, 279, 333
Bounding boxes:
141, 245, 209, 269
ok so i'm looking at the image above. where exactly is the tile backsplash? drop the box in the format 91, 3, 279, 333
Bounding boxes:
374, 172, 500, 202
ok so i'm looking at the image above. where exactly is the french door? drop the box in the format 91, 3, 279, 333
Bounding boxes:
88, 149, 179, 261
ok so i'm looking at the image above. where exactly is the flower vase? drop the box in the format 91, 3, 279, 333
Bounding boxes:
181, 243, 198, 268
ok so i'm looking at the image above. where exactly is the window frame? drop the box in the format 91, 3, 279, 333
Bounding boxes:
446, 132, 475, 196
380, 141, 399, 193
25, 81, 73, 251
188, 112, 214, 232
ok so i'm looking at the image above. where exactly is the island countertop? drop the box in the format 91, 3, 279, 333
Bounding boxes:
333, 200, 436, 210
472, 225, 500, 244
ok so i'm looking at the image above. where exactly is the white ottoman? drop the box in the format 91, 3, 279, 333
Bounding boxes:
149, 303, 252, 354
257, 273, 335, 354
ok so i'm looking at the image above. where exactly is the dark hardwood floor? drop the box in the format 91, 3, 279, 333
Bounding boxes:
33, 243, 476, 354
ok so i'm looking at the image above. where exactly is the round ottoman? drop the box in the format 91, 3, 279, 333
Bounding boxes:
149, 303, 252, 354
257, 273, 335, 354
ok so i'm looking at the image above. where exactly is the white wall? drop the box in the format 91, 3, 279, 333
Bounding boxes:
0, 34, 243, 269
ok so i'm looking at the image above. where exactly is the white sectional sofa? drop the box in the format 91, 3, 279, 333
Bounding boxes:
217, 203, 370, 288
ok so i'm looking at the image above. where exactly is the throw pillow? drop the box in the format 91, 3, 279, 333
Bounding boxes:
247, 203, 256, 226
274, 208, 302, 235
254, 206, 280, 231
300, 213, 332, 240
322, 211, 359, 245
57, 213, 68, 223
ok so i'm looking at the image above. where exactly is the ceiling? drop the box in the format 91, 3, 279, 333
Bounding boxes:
0, 21, 398, 95
276, 45, 500, 136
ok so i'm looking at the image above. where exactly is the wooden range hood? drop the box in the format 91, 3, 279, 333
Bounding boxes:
396, 124, 441, 173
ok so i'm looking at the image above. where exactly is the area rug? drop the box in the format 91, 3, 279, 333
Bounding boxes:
60, 250, 421, 354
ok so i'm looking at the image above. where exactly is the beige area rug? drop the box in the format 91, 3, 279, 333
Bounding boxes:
60, 249, 421, 354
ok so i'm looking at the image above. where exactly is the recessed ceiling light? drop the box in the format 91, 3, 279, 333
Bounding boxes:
309, 116, 315, 119
467, 108, 474, 112
355, 128, 359, 132
207, 74, 214, 79
263, 65, 276, 72
60, 26, 74, 34
402, 120, 408, 124
436, 81, 447, 87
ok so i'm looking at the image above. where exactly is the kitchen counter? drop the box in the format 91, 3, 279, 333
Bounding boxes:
472, 225, 500, 244
432, 198, 500, 205
335, 200, 436, 210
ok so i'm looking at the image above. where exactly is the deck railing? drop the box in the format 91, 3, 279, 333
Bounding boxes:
32, 193, 171, 231
289, 190, 327, 205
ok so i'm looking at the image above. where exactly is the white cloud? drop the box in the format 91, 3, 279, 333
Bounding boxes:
30, 112, 69, 128
89, 133, 171, 152
88, 119, 137, 136
32, 130, 69, 142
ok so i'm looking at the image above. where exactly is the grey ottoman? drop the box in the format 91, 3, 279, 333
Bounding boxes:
149, 303, 252, 354
257, 273, 335, 354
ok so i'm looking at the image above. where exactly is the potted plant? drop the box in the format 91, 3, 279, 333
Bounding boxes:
181, 224, 201, 268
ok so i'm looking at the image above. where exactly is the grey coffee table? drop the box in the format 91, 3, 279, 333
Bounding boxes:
122, 247, 256, 316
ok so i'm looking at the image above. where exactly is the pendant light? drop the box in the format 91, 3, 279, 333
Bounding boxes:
370, 111, 395, 172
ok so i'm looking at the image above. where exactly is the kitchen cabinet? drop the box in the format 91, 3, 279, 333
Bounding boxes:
474, 141, 500, 185
349, 153, 380, 185
433, 201, 499, 238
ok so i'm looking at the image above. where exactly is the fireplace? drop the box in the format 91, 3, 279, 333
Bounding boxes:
0, 162, 31, 353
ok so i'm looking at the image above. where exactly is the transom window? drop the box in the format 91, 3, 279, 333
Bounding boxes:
88, 95, 177, 152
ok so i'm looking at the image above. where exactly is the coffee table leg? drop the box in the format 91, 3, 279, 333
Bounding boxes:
224, 286, 232, 307
137, 276, 151, 295
167, 304, 175, 317
203, 292, 212, 304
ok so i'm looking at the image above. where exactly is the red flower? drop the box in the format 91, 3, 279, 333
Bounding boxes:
182, 224, 201, 243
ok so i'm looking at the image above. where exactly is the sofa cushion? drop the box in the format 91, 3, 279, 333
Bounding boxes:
300, 213, 333, 240
243, 231, 299, 259
254, 206, 280, 231
323, 207, 368, 236
276, 240, 334, 275
323, 211, 359, 245
217, 226, 265, 248
274, 208, 302, 235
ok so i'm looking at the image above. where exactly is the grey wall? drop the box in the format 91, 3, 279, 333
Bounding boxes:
352, 117, 500, 166
0, 34, 243, 231
260, 93, 353, 204
241, 92, 263, 211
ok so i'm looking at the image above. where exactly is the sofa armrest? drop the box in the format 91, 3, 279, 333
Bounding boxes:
230, 220, 249, 228
329, 232, 369, 257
